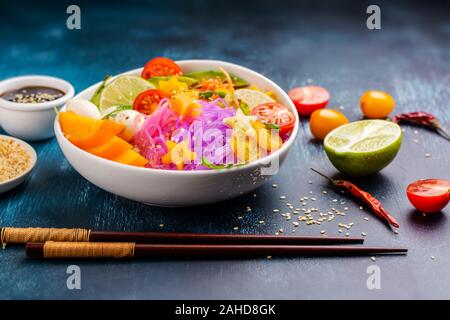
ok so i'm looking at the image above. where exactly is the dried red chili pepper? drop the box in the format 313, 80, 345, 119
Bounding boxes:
392, 111, 449, 140
311, 168, 399, 228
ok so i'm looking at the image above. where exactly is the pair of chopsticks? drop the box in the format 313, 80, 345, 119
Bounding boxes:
1, 227, 407, 259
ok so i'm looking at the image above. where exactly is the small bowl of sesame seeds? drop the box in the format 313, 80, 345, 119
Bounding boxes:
0, 135, 37, 194
0, 75, 74, 141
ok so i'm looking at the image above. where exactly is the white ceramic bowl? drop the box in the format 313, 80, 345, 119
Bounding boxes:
54, 60, 299, 206
0, 135, 37, 194
0, 75, 74, 141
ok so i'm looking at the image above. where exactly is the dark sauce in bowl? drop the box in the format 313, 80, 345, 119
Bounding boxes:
1, 86, 64, 104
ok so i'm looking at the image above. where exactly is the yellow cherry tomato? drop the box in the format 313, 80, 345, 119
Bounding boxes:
360, 90, 395, 119
310, 109, 349, 140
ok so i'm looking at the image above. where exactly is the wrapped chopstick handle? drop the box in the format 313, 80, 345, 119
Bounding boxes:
27, 241, 135, 258
1, 227, 91, 246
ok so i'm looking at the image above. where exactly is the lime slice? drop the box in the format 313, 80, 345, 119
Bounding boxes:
98, 75, 154, 112
234, 89, 274, 110
324, 120, 402, 176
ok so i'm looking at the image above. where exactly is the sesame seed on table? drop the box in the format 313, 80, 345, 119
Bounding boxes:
0, 0, 449, 299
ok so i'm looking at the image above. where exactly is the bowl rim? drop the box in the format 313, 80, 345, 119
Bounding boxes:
0, 134, 37, 186
54, 59, 299, 176
0, 75, 75, 111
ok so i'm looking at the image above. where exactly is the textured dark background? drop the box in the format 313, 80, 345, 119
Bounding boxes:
0, 0, 449, 299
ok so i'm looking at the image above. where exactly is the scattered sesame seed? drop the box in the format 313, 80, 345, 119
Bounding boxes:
309, 191, 314, 194
345, 232, 350, 237
286, 202, 292, 206
293, 222, 299, 227
233, 227, 239, 230
280, 195, 286, 200
159, 224, 165, 228
431, 256, 436, 260
246, 206, 252, 211
308, 180, 313, 184
275, 232, 279, 236
311, 197, 317, 201
371, 257, 376, 262
332, 199, 338, 202
272, 184, 278, 188
425, 153, 431, 158
238, 216, 243, 219
394, 230, 399, 235
267, 255, 272, 259
360, 206, 364, 210
364, 217, 369, 221
338, 229, 343, 233
273, 209, 280, 213
414, 130, 418, 134
413, 139, 419, 143
320, 230, 326, 234
339, 105, 345, 110
344, 207, 349, 211
278, 228, 284, 233
361, 232, 367, 237
259, 220, 265, 224
322, 191, 328, 194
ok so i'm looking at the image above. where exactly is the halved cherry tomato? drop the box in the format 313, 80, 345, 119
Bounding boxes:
288, 86, 330, 116
250, 102, 295, 136
407, 179, 450, 213
141, 57, 183, 79
133, 89, 168, 115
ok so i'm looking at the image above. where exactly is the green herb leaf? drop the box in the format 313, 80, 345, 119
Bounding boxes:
185, 70, 249, 88
239, 102, 251, 115
201, 157, 235, 170
102, 105, 133, 119
199, 91, 227, 100
264, 123, 280, 130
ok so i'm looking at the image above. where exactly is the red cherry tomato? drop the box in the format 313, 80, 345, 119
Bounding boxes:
406, 179, 450, 213
141, 57, 183, 79
288, 86, 330, 116
251, 102, 296, 136
133, 89, 168, 115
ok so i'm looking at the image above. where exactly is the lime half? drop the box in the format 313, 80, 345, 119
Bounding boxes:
99, 75, 154, 112
234, 89, 274, 110
324, 120, 402, 176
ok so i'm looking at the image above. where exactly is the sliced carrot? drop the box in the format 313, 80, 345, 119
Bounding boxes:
86, 136, 133, 160
113, 149, 148, 167
59, 112, 124, 149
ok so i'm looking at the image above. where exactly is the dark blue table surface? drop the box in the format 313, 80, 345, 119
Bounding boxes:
1, 0, 449, 299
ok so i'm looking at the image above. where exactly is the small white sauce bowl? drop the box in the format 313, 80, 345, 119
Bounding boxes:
0, 134, 37, 194
0, 75, 74, 141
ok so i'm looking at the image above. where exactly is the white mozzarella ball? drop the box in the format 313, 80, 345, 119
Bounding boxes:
66, 99, 101, 119
113, 110, 147, 141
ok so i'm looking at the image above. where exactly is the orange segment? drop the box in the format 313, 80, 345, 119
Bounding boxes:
128, 154, 149, 167
59, 111, 124, 149
113, 149, 148, 167
86, 136, 133, 160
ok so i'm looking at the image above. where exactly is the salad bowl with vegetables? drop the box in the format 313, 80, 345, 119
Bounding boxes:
55, 59, 299, 206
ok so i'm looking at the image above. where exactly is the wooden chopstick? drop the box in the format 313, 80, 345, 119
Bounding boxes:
1, 227, 364, 245
26, 242, 407, 259
90, 231, 364, 245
